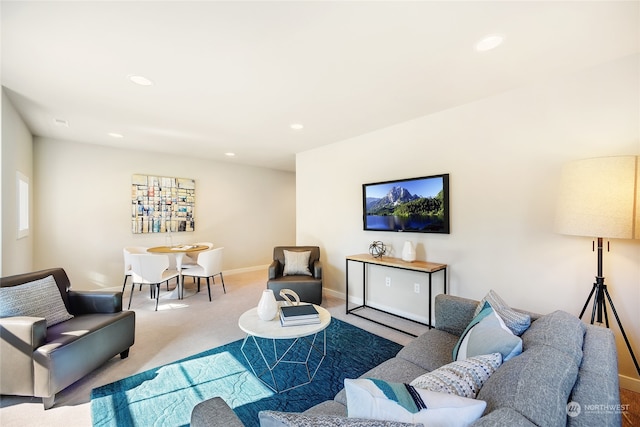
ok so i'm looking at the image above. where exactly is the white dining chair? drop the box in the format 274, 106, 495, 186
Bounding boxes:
128, 254, 180, 311
181, 247, 225, 302
122, 246, 149, 292
182, 241, 214, 267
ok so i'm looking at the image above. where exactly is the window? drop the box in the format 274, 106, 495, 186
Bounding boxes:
17, 172, 29, 239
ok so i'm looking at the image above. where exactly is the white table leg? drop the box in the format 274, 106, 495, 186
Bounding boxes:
165, 253, 185, 299
240, 330, 327, 393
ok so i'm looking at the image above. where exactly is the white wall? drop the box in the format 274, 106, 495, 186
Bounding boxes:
33, 138, 296, 290
1, 89, 34, 276
297, 54, 640, 380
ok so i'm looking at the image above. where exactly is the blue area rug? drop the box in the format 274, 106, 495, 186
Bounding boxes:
91, 318, 402, 427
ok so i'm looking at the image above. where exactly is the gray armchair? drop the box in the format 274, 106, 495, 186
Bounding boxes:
267, 246, 322, 305
0, 268, 135, 409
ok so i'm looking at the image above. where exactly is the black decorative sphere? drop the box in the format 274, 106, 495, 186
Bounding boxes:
369, 241, 387, 258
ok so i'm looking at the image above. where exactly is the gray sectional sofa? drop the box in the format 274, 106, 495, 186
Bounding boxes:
191, 294, 621, 426
0, 268, 136, 409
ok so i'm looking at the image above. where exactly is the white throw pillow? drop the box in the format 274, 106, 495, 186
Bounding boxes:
410, 353, 502, 399
283, 250, 312, 276
453, 302, 522, 362
0, 275, 73, 327
345, 378, 486, 427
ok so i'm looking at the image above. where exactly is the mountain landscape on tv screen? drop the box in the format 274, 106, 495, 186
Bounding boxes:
366, 186, 444, 217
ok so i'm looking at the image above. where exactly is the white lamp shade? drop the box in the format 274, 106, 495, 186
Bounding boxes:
555, 156, 639, 240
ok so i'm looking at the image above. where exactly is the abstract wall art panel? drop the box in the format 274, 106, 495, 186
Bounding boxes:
131, 174, 195, 234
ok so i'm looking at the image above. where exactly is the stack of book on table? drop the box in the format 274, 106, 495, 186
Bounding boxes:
280, 304, 320, 327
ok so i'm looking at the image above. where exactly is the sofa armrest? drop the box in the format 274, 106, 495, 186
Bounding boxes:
268, 260, 280, 280
68, 291, 122, 314
434, 294, 478, 336
191, 397, 244, 427
0, 316, 47, 396
313, 260, 322, 279
0, 316, 47, 350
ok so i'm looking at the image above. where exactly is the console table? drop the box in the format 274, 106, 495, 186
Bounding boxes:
345, 253, 447, 336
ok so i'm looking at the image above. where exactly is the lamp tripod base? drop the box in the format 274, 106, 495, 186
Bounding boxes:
579, 278, 640, 376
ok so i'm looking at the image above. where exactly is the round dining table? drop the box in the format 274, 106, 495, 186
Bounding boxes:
147, 244, 208, 299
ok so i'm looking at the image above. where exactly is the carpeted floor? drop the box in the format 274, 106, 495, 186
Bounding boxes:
0, 269, 418, 427
90, 318, 402, 427
1, 268, 639, 426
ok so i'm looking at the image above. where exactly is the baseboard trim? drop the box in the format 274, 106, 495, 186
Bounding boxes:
323, 287, 345, 300
104, 264, 269, 292
324, 288, 429, 324
619, 374, 640, 392
223, 264, 269, 276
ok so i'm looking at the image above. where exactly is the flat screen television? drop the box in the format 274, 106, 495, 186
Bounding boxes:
363, 173, 450, 233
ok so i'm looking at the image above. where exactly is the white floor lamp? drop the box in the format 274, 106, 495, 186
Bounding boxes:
555, 155, 640, 376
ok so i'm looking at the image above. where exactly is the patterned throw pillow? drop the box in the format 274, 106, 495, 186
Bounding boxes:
410, 353, 502, 399
474, 290, 530, 336
283, 250, 312, 276
0, 275, 73, 327
453, 302, 522, 362
258, 410, 424, 427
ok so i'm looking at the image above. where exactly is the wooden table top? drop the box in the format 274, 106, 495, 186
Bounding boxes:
346, 253, 446, 273
147, 244, 209, 253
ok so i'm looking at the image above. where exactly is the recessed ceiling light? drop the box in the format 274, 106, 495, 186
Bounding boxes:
127, 74, 154, 86
108, 132, 124, 138
290, 123, 304, 130
53, 118, 69, 127
475, 34, 504, 52
225, 152, 236, 157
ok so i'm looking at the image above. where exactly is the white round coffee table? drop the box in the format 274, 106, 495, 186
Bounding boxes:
238, 304, 331, 393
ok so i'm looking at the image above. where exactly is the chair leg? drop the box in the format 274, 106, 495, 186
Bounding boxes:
122, 276, 129, 293
154, 284, 160, 311
219, 272, 226, 294
197, 277, 201, 292
128, 283, 136, 310
43, 395, 55, 410
207, 277, 212, 302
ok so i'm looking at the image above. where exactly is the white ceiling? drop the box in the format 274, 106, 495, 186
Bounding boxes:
2, 1, 638, 172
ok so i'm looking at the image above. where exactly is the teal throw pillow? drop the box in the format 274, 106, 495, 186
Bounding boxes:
453, 302, 522, 362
